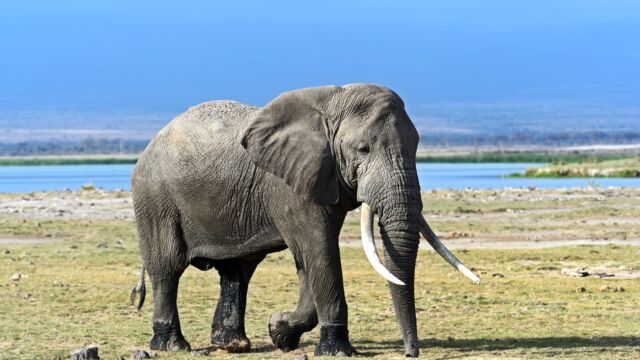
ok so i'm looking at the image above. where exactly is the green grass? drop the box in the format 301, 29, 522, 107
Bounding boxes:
1, 211, 639, 359
0, 151, 636, 166
415, 152, 634, 164
509, 158, 640, 178
0, 156, 137, 166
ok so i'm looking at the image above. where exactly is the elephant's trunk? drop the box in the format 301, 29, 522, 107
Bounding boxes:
358, 171, 422, 357
359, 167, 481, 357
379, 183, 421, 358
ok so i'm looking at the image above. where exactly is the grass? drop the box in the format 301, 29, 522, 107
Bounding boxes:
415, 151, 634, 164
0, 151, 636, 166
0, 155, 137, 166
509, 158, 640, 178
1, 188, 640, 359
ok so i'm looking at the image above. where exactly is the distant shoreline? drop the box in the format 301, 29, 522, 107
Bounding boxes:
0, 155, 138, 166
0, 148, 638, 166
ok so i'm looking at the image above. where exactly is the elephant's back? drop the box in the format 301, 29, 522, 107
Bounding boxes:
168, 100, 257, 140
178, 100, 258, 132
133, 100, 258, 193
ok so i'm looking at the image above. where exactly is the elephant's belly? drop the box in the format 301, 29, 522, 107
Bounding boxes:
180, 212, 287, 263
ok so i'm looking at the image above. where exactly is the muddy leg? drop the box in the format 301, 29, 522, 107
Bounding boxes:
211, 257, 263, 352
149, 274, 191, 351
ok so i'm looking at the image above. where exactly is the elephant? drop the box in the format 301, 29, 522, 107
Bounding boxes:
129, 84, 479, 357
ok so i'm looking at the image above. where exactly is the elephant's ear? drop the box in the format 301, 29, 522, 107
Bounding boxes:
241, 90, 339, 205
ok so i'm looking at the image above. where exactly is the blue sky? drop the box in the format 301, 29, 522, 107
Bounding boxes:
1, 1, 639, 111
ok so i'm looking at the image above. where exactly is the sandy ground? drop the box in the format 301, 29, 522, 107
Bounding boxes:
1, 187, 640, 249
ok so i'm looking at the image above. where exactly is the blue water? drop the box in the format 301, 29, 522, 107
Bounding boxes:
0, 163, 638, 193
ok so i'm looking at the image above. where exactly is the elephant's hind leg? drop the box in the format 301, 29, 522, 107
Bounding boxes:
211, 257, 263, 353
138, 211, 191, 352
269, 258, 318, 351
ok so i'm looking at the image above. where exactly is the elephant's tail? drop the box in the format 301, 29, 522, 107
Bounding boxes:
130, 265, 146, 311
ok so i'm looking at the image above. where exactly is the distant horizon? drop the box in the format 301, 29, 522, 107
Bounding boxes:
1, 1, 639, 112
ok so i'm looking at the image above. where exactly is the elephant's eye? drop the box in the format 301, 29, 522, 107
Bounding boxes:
356, 143, 370, 155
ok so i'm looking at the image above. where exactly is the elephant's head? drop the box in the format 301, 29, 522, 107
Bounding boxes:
242, 84, 479, 357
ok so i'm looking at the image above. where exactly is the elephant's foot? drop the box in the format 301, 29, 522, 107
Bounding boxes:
211, 325, 251, 353
314, 324, 357, 357
269, 312, 305, 352
150, 322, 191, 351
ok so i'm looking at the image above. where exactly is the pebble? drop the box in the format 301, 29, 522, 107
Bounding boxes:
10, 273, 21, 282
576, 287, 587, 293
131, 349, 154, 359
191, 348, 212, 356
71, 346, 100, 360
130, 350, 148, 359
3, 249, 9, 255
599, 285, 611, 292
294, 354, 309, 360
614, 286, 625, 292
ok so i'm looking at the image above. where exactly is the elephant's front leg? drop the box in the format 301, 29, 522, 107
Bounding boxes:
303, 243, 357, 357
278, 227, 356, 356
211, 258, 262, 353
269, 259, 318, 351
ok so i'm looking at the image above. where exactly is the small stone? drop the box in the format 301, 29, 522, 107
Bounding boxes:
131, 350, 152, 359
294, 354, 309, 360
71, 346, 100, 360
97, 243, 108, 248
614, 286, 625, 292
492, 273, 505, 278
10, 273, 21, 282
3, 249, 10, 255
191, 348, 212, 356
576, 287, 587, 293
599, 285, 611, 292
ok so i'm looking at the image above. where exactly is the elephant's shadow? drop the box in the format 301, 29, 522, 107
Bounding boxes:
352, 336, 640, 357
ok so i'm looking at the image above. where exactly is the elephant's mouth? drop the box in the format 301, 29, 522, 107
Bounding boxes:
360, 203, 481, 285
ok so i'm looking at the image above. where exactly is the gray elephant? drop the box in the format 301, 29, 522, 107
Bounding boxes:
130, 84, 479, 357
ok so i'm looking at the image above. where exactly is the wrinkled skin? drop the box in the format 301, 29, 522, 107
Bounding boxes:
133, 84, 422, 357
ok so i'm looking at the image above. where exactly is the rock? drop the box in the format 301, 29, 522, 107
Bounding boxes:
492, 273, 505, 278
576, 287, 587, 293
614, 286, 625, 292
294, 354, 309, 360
131, 350, 153, 359
10, 273, 21, 282
599, 285, 611, 292
71, 346, 100, 360
562, 268, 590, 277
191, 347, 212, 356
3, 249, 10, 255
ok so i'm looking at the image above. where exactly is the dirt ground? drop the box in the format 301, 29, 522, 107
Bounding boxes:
4, 186, 638, 247
1, 187, 639, 359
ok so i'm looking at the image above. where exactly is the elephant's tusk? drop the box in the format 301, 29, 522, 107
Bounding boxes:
361, 203, 406, 286
419, 216, 481, 284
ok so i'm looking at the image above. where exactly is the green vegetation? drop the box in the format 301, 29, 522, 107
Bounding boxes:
1, 216, 639, 359
509, 158, 640, 178
416, 151, 635, 164
0, 151, 636, 166
0, 156, 137, 166
1, 187, 640, 358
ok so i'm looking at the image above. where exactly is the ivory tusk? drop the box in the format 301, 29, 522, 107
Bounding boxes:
419, 216, 481, 284
360, 203, 406, 286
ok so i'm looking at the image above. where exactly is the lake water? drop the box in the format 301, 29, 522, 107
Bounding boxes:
0, 163, 638, 193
